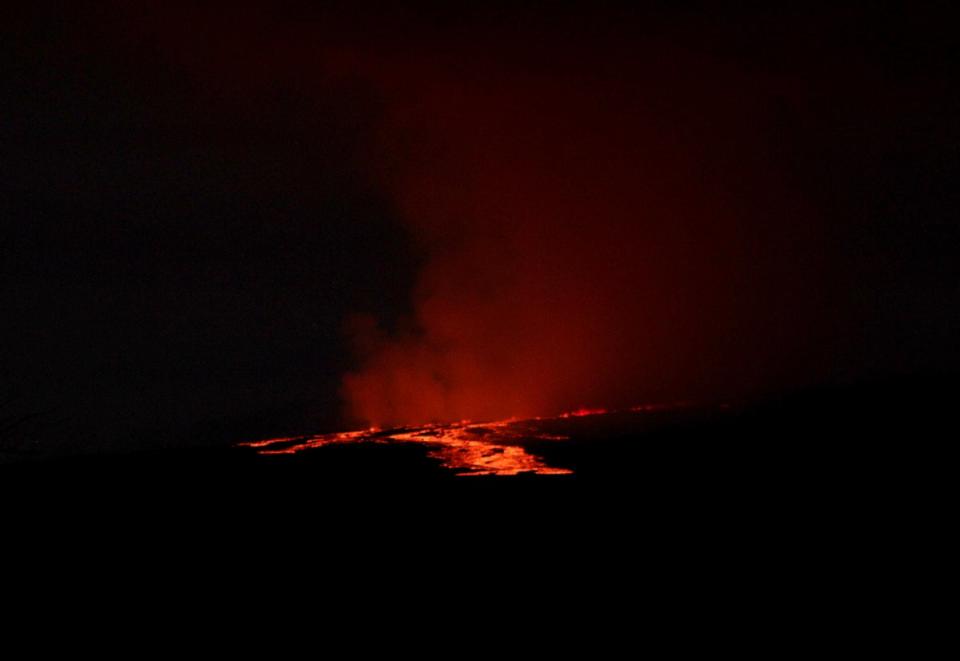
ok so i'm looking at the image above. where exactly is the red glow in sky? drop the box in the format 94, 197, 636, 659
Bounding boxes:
336, 43, 821, 428
112, 6, 858, 430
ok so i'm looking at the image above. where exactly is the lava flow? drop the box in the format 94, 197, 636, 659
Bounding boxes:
237, 405, 688, 476
238, 416, 576, 476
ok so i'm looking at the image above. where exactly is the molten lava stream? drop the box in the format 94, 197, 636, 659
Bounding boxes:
238, 417, 574, 476
237, 405, 687, 476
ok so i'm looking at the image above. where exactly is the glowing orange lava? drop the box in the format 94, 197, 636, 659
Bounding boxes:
559, 407, 609, 418
237, 404, 690, 476
238, 418, 572, 476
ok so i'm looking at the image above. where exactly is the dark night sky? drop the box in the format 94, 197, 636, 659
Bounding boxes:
2, 2, 959, 457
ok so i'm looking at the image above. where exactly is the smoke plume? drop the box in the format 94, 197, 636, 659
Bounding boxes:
339, 36, 824, 427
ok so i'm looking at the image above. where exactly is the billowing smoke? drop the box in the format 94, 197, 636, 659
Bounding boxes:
339, 37, 826, 427
4, 4, 954, 458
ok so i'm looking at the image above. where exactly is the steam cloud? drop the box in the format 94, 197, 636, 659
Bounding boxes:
339, 39, 824, 427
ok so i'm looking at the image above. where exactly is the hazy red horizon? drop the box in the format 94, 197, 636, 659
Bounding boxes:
335, 33, 831, 427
